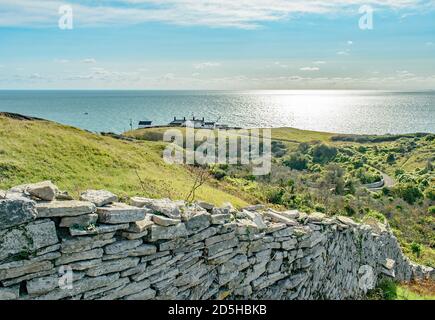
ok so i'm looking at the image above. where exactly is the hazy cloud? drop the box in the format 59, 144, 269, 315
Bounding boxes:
194, 62, 221, 69
0, 0, 432, 29
82, 58, 97, 64
300, 67, 320, 71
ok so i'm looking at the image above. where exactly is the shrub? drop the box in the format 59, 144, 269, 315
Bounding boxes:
425, 187, 435, 201
394, 183, 424, 204
428, 206, 435, 214
211, 168, 227, 180
283, 152, 308, 171
410, 242, 422, 258
386, 153, 396, 164
266, 187, 284, 205
298, 142, 310, 154
365, 210, 386, 223
312, 144, 337, 164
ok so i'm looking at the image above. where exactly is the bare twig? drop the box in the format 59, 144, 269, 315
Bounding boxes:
135, 169, 146, 193
185, 167, 209, 203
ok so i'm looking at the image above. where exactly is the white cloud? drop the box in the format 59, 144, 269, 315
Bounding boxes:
337, 50, 350, 55
54, 59, 69, 64
347, 40, 353, 45
313, 61, 326, 65
274, 61, 289, 68
426, 41, 434, 46
82, 58, 96, 64
0, 0, 431, 29
29, 73, 42, 79
194, 62, 221, 69
300, 67, 320, 71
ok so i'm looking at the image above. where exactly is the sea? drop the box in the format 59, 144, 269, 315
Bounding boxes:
0, 90, 434, 134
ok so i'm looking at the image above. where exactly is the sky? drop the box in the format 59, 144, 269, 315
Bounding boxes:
0, 0, 434, 90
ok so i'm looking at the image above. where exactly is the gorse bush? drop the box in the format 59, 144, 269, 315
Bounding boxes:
283, 152, 308, 171
311, 144, 338, 164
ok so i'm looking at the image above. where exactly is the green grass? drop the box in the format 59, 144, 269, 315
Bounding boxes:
396, 286, 435, 300
370, 279, 435, 300
0, 116, 249, 207
126, 126, 335, 144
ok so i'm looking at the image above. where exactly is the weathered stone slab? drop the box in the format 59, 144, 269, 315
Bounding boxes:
55, 248, 104, 266
148, 223, 188, 241
86, 257, 140, 277
26, 181, 57, 201
69, 223, 129, 236
37, 201, 96, 218
282, 238, 298, 250
197, 201, 214, 211
69, 258, 102, 271
242, 204, 265, 212
1, 269, 56, 287
0, 219, 58, 262
97, 203, 146, 224
151, 214, 181, 226
60, 232, 115, 253
59, 213, 98, 228
280, 210, 300, 219
265, 210, 298, 226
83, 277, 130, 300
185, 212, 211, 233
34, 273, 120, 300
206, 237, 239, 257
55, 191, 74, 201
131, 197, 182, 219
121, 229, 148, 240
104, 239, 143, 255
0, 198, 37, 230
128, 217, 154, 233
0, 259, 53, 281
210, 214, 232, 225
205, 231, 236, 247
336, 216, 358, 227
237, 220, 261, 237
80, 190, 118, 207
265, 222, 287, 234
26, 274, 60, 296
307, 212, 326, 223
0, 285, 20, 300
124, 288, 156, 300
242, 210, 266, 229
99, 279, 151, 300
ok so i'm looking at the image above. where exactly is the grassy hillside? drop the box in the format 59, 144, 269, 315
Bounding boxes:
0, 115, 249, 207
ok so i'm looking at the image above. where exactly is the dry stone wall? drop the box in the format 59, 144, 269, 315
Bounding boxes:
0, 181, 433, 300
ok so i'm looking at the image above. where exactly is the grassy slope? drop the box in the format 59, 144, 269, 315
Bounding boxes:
125, 126, 334, 143
0, 116, 249, 207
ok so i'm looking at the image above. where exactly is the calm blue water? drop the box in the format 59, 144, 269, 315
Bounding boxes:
0, 90, 434, 134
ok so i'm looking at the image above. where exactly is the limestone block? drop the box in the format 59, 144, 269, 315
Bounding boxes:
59, 213, 98, 228
80, 190, 118, 207
26, 181, 58, 201
0, 198, 37, 230
97, 203, 146, 224
0, 219, 58, 262
130, 197, 183, 219
86, 257, 140, 277
148, 223, 188, 241
37, 201, 96, 218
